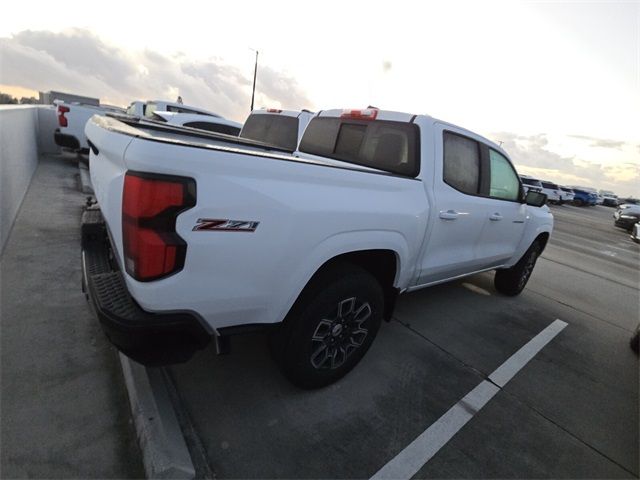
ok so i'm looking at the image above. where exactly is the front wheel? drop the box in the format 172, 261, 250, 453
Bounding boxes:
270, 264, 383, 389
494, 241, 542, 296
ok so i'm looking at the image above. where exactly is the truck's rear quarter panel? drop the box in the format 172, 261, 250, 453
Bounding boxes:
87, 119, 429, 332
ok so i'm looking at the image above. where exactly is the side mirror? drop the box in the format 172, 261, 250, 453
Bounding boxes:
525, 190, 547, 207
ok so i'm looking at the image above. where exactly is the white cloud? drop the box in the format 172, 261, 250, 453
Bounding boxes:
494, 132, 640, 197
0, 29, 311, 122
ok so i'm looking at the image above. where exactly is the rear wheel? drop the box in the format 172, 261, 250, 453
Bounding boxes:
630, 325, 639, 354
270, 264, 383, 389
494, 241, 542, 296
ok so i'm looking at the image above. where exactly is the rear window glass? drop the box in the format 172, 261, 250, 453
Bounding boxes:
145, 102, 157, 118
240, 114, 299, 151
184, 121, 240, 136
299, 117, 419, 177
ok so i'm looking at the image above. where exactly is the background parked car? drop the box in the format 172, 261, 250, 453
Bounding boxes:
239, 108, 315, 151
54, 100, 125, 153
599, 190, 619, 207
614, 204, 640, 232
631, 222, 640, 243
520, 175, 544, 194
559, 186, 575, 203
570, 187, 598, 206
153, 111, 243, 136
540, 181, 562, 204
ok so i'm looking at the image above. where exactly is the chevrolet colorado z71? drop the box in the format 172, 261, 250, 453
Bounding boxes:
82, 108, 552, 388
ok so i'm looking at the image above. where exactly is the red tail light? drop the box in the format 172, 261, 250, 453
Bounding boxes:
58, 106, 70, 127
267, 108, 283, 113
122, 172, 196, 281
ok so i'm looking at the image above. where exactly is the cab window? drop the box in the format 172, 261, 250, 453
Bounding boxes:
489, 149, 520, 201
443, 132, 480, 195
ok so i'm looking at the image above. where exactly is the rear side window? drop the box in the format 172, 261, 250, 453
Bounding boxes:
145, 102, 157, 118
240, 114, 299, 151
184, 121, 240, 136
443, 132, 480, 194
299, 117, 419, 176
489, 149, 520, 201
541, 181, 558, 189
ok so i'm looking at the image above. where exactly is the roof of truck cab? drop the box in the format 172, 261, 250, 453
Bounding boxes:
148, 100, 221, 117
317, 108, 509, 158
250, 109, 314, 119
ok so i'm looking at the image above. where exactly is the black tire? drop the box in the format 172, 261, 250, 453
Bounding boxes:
630, 326, 639, 354
574, 199, 584, 206
494, 241, 542, 296
269, 263, 383, 389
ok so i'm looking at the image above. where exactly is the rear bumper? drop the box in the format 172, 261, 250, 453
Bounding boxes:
54, 130, 80, 150
81, 207, 212, 365
614, 216, 639, 230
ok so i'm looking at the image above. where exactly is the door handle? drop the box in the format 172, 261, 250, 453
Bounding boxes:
439, 210, 459, 220
489, 213, 503, 221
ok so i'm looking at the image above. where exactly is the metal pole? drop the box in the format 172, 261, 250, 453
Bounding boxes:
250, 50, 258, 112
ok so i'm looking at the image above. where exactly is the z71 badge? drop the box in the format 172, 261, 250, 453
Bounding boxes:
192, 218, 259, 232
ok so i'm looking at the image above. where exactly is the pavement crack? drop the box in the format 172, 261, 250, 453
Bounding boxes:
391, 317, 488, 381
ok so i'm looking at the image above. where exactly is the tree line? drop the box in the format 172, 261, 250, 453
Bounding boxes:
0, 92, 39, 105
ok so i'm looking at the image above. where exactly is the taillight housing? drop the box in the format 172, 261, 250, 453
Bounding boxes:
122, 171, 196, 282
58, 106, 69, 127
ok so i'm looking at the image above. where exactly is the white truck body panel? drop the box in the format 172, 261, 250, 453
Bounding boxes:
86, 109, 553, 333
55, 101, 124, 150
152, 111, 242, 132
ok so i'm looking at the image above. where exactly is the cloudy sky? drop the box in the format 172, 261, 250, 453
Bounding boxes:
1, 0, 638, 196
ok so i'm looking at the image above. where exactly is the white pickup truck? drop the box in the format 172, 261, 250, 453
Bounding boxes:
239, 108, 314, 150
54, 101, 124, 153
126, 99, 222, 118
82, 108, 552, 388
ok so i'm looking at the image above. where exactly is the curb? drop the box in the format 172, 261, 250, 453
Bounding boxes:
78, 162, 93, 194
119, 354, 196, 479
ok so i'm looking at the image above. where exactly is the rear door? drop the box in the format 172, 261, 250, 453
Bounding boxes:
417, 126, 495, 284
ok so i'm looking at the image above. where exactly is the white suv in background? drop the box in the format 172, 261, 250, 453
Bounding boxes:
540, 181, 562, 204
559, 186, 575, 203
520, 175, 543, 194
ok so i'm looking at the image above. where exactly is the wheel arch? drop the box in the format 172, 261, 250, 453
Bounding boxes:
283, 248, 402, 325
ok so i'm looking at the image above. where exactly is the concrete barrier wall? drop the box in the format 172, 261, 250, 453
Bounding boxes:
37, 106, 62, 154
0, 106, 42, 254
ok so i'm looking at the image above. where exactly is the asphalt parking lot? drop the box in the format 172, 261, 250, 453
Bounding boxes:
2, 155, 638, 478
168, 203, 639, 478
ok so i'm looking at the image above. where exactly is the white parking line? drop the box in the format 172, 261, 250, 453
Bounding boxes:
371, 319, 568, 480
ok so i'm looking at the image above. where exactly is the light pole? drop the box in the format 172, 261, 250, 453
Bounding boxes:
250, 48, 259, 112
